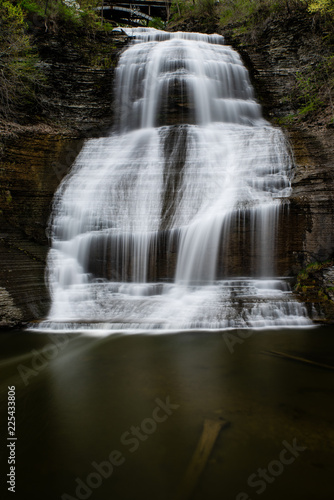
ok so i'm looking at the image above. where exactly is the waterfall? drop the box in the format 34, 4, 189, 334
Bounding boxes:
39, 28, 311, 332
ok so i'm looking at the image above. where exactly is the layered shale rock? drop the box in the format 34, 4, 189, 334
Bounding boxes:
224, 14, 334, 319
0, 130, 84, 326
0, 287, 23, 327
33, 28, 130, 130
0, 30, 129, 328
222, 14, 334, 322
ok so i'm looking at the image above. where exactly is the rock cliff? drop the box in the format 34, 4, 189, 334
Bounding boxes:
222, 13, 334, 321
0, 28, 128, 328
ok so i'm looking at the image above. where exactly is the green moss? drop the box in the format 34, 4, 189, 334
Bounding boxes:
298, 270, 309, 281
5, 190, 12, 204
306, 260, 331, 271
318, 289, 329, 300
295, 260, 334, 323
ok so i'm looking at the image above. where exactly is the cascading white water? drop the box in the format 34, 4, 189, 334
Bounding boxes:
39, 28, 312, 332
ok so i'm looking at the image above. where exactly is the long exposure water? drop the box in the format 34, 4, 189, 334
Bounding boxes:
37, 28, 312, 332
0, 326, 333, 500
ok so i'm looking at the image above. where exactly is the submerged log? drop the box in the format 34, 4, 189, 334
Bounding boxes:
261, 350, 334, 371
174, 418, 230, 500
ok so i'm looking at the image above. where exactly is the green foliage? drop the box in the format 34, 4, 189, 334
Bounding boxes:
219, 0, 259, 25
57, 2, 80, 23
56, 1, 118, 33
299, 270, 309, 280
0, 0, 44, 118
306, 261, 324, 271
170, 0, 194, 18
293, 57, 334, 119
217, 0, 311, 28
295, 71, 316, 105
17, 0, 104, 31
18, 0, 44, 16
148, 16, 166, 29
305, 0, 334, 15
195, 0, 216, 17
169, 0, 219, 26
318, 289, 329, 299
82, 0, 334, 29
276, 113, 297, 125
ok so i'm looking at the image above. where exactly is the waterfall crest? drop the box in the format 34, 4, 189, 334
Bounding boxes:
39, 28, 311, 332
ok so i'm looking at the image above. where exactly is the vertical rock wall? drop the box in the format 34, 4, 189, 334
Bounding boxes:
224, 14, 334, 272
0, 30, 129, 328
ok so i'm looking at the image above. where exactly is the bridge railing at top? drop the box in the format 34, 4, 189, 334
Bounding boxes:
104, 0, 172, 5
99, 0, 172, 24
99, 5, 154, 21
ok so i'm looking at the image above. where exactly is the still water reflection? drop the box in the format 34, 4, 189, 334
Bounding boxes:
0, 327, 333, 500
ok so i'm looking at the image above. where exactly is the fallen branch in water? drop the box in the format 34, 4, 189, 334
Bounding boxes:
174, 417, 230, 500
261, 350, 334, 371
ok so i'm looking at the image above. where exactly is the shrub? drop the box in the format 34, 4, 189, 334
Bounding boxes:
305, 0, 334, 15
148, 16, 166, 29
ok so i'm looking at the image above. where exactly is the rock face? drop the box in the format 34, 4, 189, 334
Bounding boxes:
0, 29, 129, 329
0, 287, 23, 327
33, 27, 130, 131
0, 129, 85, 326
1, 132, 84, 243
289, 128, 334, 267
224, 17, 334, 265
223, 13, 334, 319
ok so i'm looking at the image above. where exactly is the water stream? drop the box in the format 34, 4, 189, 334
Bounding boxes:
39, 28, 312, 332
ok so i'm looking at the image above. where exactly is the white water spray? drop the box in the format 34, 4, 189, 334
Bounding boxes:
39, 28, 311, 332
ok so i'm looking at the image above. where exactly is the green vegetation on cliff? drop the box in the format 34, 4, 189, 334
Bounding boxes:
305, 0, 334, 15
1, 0, 334, 126
0, 0, 118, 121
295, 260, 334, 322
0, 0, 43, 118
170, 0, 334, 125
170, 0, 334, 25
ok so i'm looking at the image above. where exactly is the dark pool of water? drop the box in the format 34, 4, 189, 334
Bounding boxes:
0, 327, 334, 500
